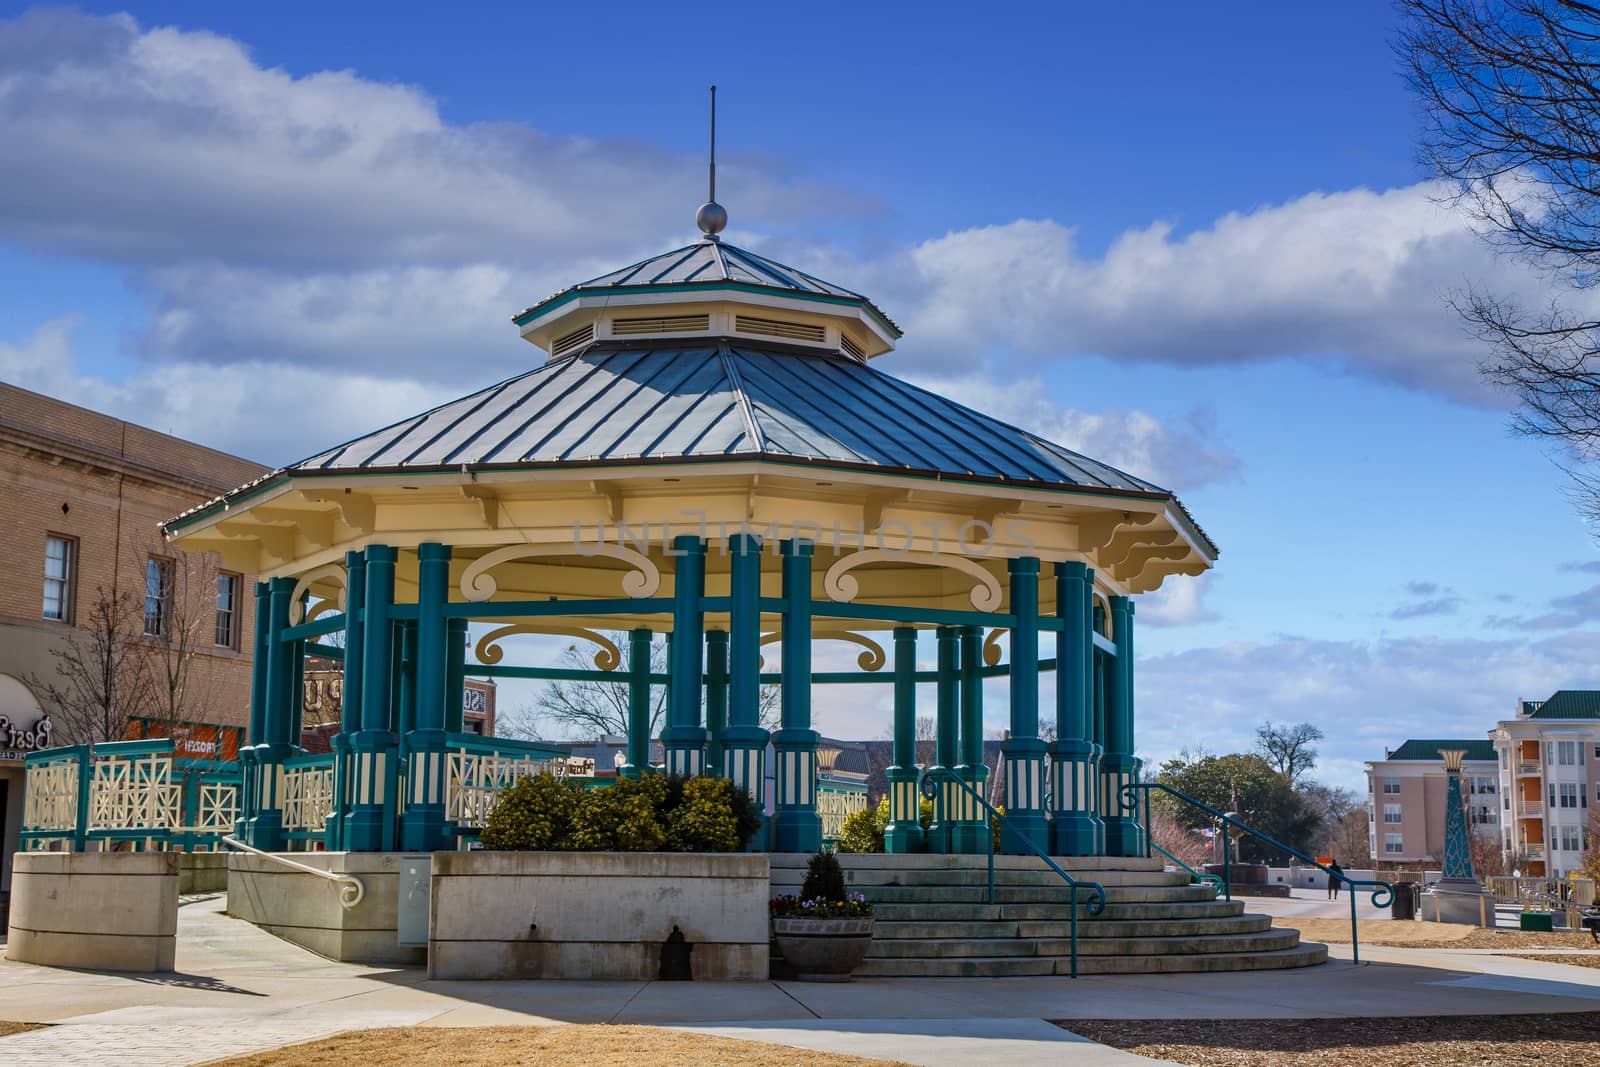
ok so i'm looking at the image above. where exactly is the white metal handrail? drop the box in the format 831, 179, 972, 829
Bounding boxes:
222, 835, 365, 909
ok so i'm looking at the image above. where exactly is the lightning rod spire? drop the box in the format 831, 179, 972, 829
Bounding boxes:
696, 85, 727, 241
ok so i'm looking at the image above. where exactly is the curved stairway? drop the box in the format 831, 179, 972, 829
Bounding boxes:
770, 853, 1327, 977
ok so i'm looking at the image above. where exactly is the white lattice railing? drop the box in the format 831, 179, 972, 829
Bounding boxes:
445, 750, 561, 829
282, 762, 336, 835
21, 755, 80, 847
818, 786, 869, 841
195, 779, 241, 835
89, 753, 181, 832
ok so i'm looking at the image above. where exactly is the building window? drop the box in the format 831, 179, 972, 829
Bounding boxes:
43, 534, 75, 622
215, 572, 240, 649
1558, 740, 1579, 766
1558, 825, 1583, 852
144, 557, 174, 637
1383, 804, 1402, 824
1384, 834, 1403, 854
1382, 777, 1400, 795
1559, 783, 1581, 809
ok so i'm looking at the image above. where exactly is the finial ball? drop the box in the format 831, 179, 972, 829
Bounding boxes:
696, 201, 728, 238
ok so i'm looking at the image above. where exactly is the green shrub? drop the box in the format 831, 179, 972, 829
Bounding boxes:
801, 849, 849, 902
664, 775, 743, 853
570, 778, 665, 851
835, 805, 884, 853
480, 773, 579, 850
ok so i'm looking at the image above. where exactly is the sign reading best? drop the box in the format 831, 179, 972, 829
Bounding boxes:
0, 712, 53, 762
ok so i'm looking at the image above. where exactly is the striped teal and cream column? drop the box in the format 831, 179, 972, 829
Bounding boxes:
951, 624, 991, 853
662, 535, 708, 777
1000, 557, 1048, 853
399, 542, 452, 852
327, 551, 366, 851
245, 575, 299, 850
620, 628, 653, 779
1102, 596, 1144, 857
346, 544, 397, 852
705, 629, 729, 774
884, 625, 924, 853
238, 580, 271, 840
772, 539, 821, 852
1049, 561, 1101, 855
925, 625, 961, 853
721, 534, 769, 844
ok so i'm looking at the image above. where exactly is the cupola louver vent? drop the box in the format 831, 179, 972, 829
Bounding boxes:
735, 315, 826, 343
550, 322, 595, 357
840, 334, 865, 361
611, 314, 711, 336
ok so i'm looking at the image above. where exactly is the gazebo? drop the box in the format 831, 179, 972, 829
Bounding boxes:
163, 197, 1215, 860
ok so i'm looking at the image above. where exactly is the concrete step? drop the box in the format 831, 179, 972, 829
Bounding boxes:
770, 867, 1195, 889
871, 914, 1273, 940
864, 929, 1302, 960
768, 853, 1167, 873
868, 899, 1246, 922
856, 942, 1327, 978
856, 884, 1216, 905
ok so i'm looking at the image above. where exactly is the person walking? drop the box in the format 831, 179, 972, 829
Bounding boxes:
1327, 860, 1344, 899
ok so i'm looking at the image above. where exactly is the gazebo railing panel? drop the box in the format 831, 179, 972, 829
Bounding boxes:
281, 753, 337, 847
21, 747, 85, 850
444, 733, 569, 835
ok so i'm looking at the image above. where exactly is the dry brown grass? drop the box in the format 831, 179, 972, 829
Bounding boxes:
1505, 953, 1600, 970
0, 1022, 44, 1038
1059, 1013, 1600, 1066
204, 1024, 908, 1067
1280, 918, 1598, 950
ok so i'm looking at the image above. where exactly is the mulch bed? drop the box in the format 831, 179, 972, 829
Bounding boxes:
1505, 954, 1600, 970
1056, 1013, 1600, 1066
0, 1022, 44, 1038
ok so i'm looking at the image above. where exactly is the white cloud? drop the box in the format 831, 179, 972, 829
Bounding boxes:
1138, 574, 1219, 628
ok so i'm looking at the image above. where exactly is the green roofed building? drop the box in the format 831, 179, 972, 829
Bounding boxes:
1365, 740, 1500, 871
1492, 691, 1600, 879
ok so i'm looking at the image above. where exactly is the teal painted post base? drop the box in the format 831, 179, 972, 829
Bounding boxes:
924, 765, 957, 854
999, 737, 1049, 854
243, 742, 295, 851
884, 765, 924, 853
344, 732, 397, 852
398, 729, 451, 851
771, 728, 821, 853
1101, 754, 1144, 857
327, 735, 349, 851
661, 728, 709, 778
235, 746, 258, 840
721, 724, 769, 849
948, 766, 990, 854
1048, 739, 1103, 856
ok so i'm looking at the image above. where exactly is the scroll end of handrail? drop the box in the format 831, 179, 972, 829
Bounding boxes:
1085, 882, 1107, 916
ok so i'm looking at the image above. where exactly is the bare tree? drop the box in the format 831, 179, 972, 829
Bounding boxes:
1399, 1, 1600, 518
1469, 829, 1510, 877
1332, 805, 1373, 866
509, 633, 779, 741
1147, 802, 1212, 868
1254, 721, 1324, 785
143, 552, 221, 728
28, 586, 155, 744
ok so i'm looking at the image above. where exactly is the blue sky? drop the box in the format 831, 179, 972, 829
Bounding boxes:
4, 3, 1599, 792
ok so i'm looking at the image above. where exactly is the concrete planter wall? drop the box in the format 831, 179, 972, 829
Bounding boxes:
180, 852, 230, 894
429, 851, 769, 980
5, 852, 178, 972
228, 851, 422, 965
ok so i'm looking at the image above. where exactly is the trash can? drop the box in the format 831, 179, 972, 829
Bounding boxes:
1391, 882, 1417, 920
1520, 911, 1554, 932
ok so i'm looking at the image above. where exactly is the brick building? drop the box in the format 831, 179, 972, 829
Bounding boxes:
0, 383, 267, 892
1364, 739, 1499, 871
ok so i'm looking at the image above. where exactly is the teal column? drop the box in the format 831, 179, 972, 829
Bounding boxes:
1050, 562, 1101, 855
1441, 755, 1476, 880
1102, 596, 1143, 857
723, 534, 768, 846
926, 625, 960, 853
239, 581, 272, 839
884, 625, 924, 853
247, 576, 296, 850
1001, 558, 1047, 854
445, 617, 467, 733
346, 544, 397, 852
773, 539, 821, 853
705, 630, 729, 774
663, 536, 708, 776
400, 542, 451, 851
396, 622, 416, 736
620, 628, 653, 778
1092, 601, 1108, 855
951, 624, 990, 853
329, 551, 365, 852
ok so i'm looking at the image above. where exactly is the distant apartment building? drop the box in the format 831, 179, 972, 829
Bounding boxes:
1365, 739, 1500, 868
1491, 691, 1600, 878
0, 383, 268, 895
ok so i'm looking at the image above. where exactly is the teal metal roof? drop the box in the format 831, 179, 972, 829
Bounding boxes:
1386, 739, 1498, 762
1523, 691, 1600, 720
513, 240, 901, 336
291, 341, 1169, 498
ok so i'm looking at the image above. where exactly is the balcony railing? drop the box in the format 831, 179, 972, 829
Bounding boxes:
1516, 800, 1546, 818
1516, 760, 1541, 776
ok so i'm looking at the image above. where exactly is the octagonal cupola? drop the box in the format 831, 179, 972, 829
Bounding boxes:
512, 208, 902, 362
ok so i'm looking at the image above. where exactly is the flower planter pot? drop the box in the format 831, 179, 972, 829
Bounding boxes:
771, 916, 874, 982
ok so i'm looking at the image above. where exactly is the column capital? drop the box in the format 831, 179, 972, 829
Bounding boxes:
780, 537, 815, 558
418, 541, 453, 562
671, 533, 706, 555
1008, 555, 1040, 575
1054, 559, 1088, 579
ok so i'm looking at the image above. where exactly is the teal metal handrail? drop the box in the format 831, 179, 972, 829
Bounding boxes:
920, 767, 1106, 978
1122, 782, 1395, 965
1149, 840, 1224, 891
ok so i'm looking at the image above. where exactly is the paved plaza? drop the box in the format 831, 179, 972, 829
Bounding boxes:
2, 895, 1599, 1065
